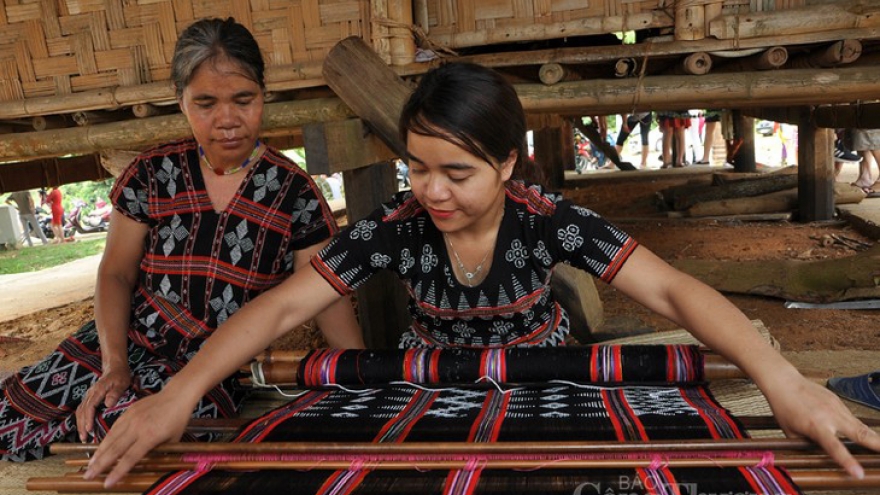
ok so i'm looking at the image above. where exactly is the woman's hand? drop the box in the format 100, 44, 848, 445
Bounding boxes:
75, 365, 132, 442
763, 371, 880, 478
83, 391, 193, 488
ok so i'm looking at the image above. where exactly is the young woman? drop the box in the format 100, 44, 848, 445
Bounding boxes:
85, 62, 879, 487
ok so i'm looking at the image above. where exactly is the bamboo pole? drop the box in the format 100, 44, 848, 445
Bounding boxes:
712, 46, 788, 73
675, 0, 707, 41
666, 52, 713, 75
709, 2, 880, 40
62, 454, 880, 472
387, 0, 416, 66
0, 98, 353, 162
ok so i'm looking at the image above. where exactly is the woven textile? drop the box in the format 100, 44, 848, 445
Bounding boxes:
145, 381, 801, 495
296, 345, 705, 388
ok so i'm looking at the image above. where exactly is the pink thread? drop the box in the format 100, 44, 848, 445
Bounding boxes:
648, 454, 666, 470
757, 451, 775, 468
348, 459, 366, 471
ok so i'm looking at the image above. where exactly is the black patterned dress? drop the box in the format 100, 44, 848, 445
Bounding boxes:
313, 181, 637, 349
0, 138, 337, 461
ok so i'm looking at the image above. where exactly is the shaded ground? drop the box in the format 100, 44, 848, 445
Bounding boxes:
1, 170, 878, 375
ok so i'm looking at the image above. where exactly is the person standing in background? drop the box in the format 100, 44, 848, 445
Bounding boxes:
45, 186, 64, 243
614, 112, 652, 169
5, 190, 49, 246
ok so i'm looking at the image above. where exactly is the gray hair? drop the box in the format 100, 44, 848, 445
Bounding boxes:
171, 17, 265, 98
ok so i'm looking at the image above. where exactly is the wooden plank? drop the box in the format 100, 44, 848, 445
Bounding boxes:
731, 110, 756, 173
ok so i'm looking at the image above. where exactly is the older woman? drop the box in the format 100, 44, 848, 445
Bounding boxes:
0, 17, 362, 462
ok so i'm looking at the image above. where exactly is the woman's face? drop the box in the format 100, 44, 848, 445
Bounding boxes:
406, 130, 514, 235
178, 57, 264, 168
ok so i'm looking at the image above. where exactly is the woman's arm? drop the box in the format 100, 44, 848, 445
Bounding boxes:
75, 210, 147, 440
611, 245, 880, 478
292, 240, 364, 348
84, 263, 345, 487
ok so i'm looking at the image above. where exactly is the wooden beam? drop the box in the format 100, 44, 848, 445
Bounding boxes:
322, 36, 411, 158
0, 154, 110, 194
0, 98, 353, 162
708, 1, 880, 40
747, 103, 880, 128
303, 119, 396, 175
515, 66, 880, 115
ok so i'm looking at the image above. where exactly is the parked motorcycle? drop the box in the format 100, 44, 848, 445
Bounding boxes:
35, 206, 75, 240
68, 200, 109, 234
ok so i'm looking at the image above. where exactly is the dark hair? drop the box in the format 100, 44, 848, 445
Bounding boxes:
399, 62, 542, 185
171, 17, 265, 98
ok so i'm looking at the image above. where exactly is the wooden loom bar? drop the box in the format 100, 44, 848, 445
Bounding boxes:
27, 470, 880, 492
51, 437, 867, 456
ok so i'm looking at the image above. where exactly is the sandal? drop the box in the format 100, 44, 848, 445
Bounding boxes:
827, 372, 880, 411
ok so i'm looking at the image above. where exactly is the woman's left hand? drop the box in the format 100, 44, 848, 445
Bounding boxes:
764, 372, 880, 478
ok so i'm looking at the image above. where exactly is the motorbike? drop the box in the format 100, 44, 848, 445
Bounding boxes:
68, 200, 109, 234
35, 206, 75, 240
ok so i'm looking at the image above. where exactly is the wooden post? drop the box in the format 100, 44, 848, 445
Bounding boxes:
675, 0, 706, 41
321, 36, 416, 346
533, 127, 565, 190
732, 110, 756, 172
798, 119, 835, 222
342, 163, 412, 348
303, 119, 396, 175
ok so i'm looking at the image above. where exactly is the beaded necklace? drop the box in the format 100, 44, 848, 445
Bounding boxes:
199, 140, 262, 176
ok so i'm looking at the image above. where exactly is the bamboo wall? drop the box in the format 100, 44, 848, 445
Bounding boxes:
0, 0, 373, 104
420, 0, 808, 48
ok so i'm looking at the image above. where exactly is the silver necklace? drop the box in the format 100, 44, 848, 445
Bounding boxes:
444, 233, 491, 287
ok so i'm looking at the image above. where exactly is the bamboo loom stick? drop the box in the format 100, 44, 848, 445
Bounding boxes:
50, 437, 870, 456
27, 470, 880, 492
63, 454, 880, 472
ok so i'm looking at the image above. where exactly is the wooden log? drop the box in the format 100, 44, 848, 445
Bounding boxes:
614, 58, 638, 78
322, 37, 410, 157
712, 46, 788, 73
686, 182, 865, 218
673, 174, 798, 211
72, 111, 126, 127
666, 52, 712, 75
672, 244, 880, 303
708, 1, 880, 40
98, 150, 140, 178
538, 63, 580, 85
31, 115, 69, 131
0, 98, 353, 162
732, 111, 756, 172
787, 40, 863, 69
131, 103, 176, 119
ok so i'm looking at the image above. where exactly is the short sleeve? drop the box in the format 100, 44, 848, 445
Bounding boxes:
110, 156, 152, 224
549, 202, 638, 283
286, 173, 339, 251
311, 206, 400, 295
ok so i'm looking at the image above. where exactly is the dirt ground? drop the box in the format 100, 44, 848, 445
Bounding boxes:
0, 170, 878, 375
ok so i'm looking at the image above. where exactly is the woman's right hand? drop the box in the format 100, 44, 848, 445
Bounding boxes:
83, 391, 192, 488
75, 365, 132, 442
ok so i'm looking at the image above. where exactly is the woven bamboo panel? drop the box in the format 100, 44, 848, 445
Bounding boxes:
423, 0, 810, 48
0, 0, 371, 104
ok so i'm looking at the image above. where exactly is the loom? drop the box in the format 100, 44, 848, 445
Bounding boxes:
31, 346, 880, 494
